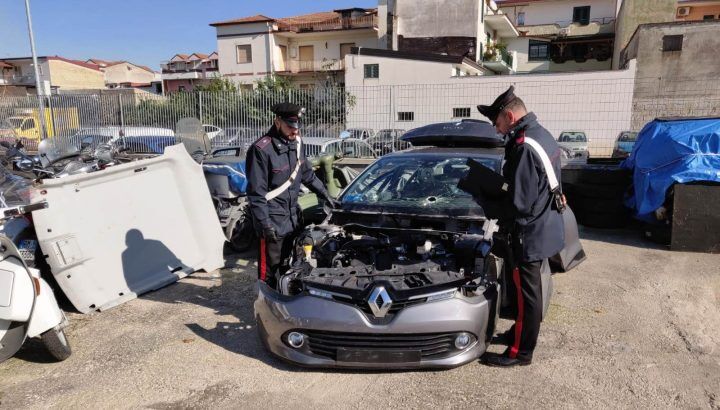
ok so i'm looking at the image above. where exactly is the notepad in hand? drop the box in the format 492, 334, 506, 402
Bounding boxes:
457, 158, 508, 199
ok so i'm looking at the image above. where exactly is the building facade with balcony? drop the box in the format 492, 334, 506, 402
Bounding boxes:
210, 8, 379, 88
0, 56, 104, 95
160, 52, 220, 93
378, 0, 520, 74
497, 0, 618, 73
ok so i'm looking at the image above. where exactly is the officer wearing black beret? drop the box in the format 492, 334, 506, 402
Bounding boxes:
477, 86, 565, 367
245, 102, 337, 287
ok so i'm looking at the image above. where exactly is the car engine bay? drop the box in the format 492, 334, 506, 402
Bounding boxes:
277, 218, 504, 307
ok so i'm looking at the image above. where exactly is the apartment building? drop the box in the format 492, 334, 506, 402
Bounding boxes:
378, 0, 520, 74
87, 59, 161, 93
160, 53, 220, 93
0, 56, 105, 95
497, 0, 618, 73
210, 8, 379, 87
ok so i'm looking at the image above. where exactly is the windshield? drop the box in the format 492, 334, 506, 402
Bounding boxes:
5, 118, 23, 128
0, 168, 38, 207
341, 153, 500, 216
619, 132, 638, 142
559, 132, 587, 142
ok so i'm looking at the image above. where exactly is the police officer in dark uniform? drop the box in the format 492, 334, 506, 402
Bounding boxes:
477, 86, 565, 367
245, 102, 336, 288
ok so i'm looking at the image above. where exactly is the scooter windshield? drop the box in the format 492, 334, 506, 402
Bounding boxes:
0, 168, 39, 208
37, 139, 80, 168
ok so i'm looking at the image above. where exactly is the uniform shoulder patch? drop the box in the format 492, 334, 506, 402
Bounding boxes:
255, 137, 271, 150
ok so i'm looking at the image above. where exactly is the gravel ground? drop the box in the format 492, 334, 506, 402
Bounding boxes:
1, 228, 719, 409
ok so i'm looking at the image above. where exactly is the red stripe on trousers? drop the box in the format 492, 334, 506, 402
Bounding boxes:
259, 238, 267, 281
509, 267, 524, 359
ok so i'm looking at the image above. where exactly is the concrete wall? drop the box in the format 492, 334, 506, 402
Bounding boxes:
47, 60, 105, 90
612, 0, 676, 69
103, 63, 155, 85
345, 59, 637, 156
500, 0, 617, 26
627, 21, 720, 129
396, 0, 480, 38
344, 54, 480, 87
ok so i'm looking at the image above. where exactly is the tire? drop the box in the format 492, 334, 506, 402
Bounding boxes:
577, 166, 631, 186
575, 210, 630, 229
41, 327, 72, 361
228, 216, 256, 252
567, 182, 628, 199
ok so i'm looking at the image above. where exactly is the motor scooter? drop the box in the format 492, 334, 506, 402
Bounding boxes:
0, 230, 71, 363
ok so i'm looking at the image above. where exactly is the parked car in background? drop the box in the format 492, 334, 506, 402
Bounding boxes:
611, 131, 638, 159
557, 131, 589, 159
342, 128, 375, 140
202, 124, 223, 140
367, 129, 408, 156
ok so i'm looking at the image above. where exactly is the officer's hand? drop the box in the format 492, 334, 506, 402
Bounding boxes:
263, 226, 279, 242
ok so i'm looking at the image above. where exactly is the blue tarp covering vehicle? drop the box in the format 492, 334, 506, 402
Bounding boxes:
621, 117, 720, 222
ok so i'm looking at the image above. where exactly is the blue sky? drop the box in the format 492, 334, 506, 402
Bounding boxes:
0, 0, 377, 69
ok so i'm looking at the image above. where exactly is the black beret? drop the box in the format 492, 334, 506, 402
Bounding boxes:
477, 86, 517, 124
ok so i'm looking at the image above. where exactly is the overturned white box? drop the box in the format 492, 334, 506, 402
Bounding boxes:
31, 144, 226, 313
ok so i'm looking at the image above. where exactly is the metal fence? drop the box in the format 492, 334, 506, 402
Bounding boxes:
1, 76, 719, 157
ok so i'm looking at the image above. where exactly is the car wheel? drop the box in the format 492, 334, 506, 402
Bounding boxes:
41, 327, 72, 361
229, 216, 256, 252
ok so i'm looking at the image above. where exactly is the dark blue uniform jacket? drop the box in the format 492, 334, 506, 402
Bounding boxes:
503, 113, 565, 262
245, 126, 330, 237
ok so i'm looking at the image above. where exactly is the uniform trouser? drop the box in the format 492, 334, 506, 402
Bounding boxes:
507, 259, 544, 362
258, 234, 296, 288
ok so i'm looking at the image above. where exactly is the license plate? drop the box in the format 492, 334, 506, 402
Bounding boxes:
18, 239, 37, 262
336, 348, 421, 363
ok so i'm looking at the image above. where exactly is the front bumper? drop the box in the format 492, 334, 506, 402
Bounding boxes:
254, 282, 494, 369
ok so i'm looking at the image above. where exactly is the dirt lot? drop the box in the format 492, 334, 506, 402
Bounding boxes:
1, 228, 719, 409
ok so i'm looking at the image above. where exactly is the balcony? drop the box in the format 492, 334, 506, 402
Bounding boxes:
279, 14, 377, 33
278, 59, 345, 74
160, 68, 220, 81
519, 17, 616, 38
3, 74, 36, 86
484, 13, 520, 38
483, 49, 514, 74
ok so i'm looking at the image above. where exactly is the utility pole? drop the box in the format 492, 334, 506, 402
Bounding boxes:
24, 0, 47, 139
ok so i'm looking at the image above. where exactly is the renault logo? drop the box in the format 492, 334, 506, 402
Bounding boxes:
367, 286, 392, 318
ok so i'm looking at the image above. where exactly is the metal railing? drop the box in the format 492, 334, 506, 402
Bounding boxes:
283, 59, 344, 73
281, 15, 377, 33
1, 76, 719, 158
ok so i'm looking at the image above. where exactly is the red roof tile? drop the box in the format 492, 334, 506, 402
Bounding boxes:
210, 14, 275, 26
47, 56, 101, 71
0, 62, 14, 69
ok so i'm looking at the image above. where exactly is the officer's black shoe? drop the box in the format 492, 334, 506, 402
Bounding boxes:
480, 352, 531, 367
491, 328, 515, 346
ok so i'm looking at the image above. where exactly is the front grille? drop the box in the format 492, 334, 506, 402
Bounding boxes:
304, 330, 465, 360
356, 297, 427, 315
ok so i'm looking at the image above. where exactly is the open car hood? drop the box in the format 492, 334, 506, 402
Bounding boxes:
31, 144, 226, 313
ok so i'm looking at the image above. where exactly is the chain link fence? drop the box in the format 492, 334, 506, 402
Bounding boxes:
1, 77, 718, 157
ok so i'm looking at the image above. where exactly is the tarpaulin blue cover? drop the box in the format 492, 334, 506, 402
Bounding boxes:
621, 117, 720, 222
202, 161, 248, 194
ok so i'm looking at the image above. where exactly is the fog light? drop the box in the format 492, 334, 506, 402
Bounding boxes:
287, 332, 305, 348
454, 333, 471, 349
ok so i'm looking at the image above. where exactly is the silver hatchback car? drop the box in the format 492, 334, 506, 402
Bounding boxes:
255, 120, 554, 369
